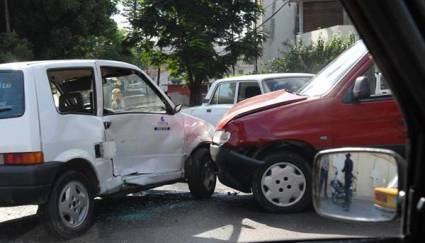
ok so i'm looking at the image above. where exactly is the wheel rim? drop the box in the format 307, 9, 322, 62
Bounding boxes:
58, 181, 90, 228
260, 162, 306, 207
202, 155, 216, 191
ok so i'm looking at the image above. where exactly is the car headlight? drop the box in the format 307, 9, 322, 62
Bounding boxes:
212, 130, 231, 146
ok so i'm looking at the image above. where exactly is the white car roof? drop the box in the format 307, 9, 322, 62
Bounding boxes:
0, 59, 140, 71
214, 73, 314, 83
204, 73, 315, 101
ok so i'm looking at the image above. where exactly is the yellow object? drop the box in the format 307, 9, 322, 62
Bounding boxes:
374, 187, 398, 211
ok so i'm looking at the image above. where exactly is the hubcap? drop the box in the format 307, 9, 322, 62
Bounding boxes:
202, 156, 216, 191
58, 181, 89, 228
261, 162, 306, 207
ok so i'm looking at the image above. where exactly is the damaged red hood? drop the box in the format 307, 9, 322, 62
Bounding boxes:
216, 90, 307, 129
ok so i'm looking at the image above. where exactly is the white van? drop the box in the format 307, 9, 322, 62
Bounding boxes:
0, 60, 216, 238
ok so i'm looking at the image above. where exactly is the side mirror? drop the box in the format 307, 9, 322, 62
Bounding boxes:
353, 76, 371, 100
313, 147, 406, 222
174, 104, 183, 113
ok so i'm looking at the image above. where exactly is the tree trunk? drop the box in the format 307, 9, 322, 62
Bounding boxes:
156, 66, 161, 85
188, 74, 202, 106
4, 0, 11, 33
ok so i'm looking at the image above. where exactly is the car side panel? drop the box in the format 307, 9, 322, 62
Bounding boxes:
328, 60, 406, 149
187, 104, 233, 127
34, 63, 117, 194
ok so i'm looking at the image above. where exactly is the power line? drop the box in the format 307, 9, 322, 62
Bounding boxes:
257, 0, 290, 30
218, 0, 290, 55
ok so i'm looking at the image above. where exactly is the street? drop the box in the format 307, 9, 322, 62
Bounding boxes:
0, 182, 399, 243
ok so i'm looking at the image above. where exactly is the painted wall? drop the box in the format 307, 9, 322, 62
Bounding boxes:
260, 0, 297, 65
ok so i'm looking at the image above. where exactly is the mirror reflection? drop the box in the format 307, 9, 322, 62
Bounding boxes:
314, 151, 398, 222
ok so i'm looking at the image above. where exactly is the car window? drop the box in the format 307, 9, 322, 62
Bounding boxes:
369, 65, 392, 97
237, 81, 261, 102
101, 67, 168, 114
263, 76, 312, 93
0, 71, 25, 119
299, 41, 368, 97
211, 82, 236, 104
47, 68, 96, 115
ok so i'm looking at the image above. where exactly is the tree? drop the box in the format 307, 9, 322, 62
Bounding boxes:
0, 32, 33, 62
125, 0, 264, 105
139, 44, 169, 85
0, 0, 137, 62
263, 35, 356, 74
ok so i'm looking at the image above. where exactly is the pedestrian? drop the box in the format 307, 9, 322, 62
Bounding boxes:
319, 155, 329, 198
342, 153, 353, 211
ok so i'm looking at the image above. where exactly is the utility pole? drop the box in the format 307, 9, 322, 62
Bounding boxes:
157, 47, 162, 86
157, 64, 161, 85
4, 0, 11, 33
254, 0, 259, 74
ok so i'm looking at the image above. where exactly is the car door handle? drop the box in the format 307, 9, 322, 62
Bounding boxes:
104, 121, 112, 129
206, 109, 211, 112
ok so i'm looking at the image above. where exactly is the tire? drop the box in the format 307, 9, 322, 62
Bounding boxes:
39, 170, 95, 239
252, 152, 311, 213
187, 147, 217, 199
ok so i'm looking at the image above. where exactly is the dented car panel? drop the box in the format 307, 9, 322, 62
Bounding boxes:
183, 114, 215, 154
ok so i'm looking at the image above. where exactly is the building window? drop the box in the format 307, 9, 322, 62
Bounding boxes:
303, 0, 343, 32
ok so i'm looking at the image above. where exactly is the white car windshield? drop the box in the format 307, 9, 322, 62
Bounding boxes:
298, 41, 368, 97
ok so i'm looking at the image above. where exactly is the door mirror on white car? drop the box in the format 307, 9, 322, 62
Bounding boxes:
312, 148, 405, 222
174, 104, 183, 113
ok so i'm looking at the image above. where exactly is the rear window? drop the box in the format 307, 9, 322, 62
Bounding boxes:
0, 71, 25, 119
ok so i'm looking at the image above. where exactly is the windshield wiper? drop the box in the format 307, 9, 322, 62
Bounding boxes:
0, 106, 12, 112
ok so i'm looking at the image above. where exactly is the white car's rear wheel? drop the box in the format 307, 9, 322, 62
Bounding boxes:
40, 171, 94, 239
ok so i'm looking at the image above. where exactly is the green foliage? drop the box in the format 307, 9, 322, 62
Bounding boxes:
0, 32, 33, 62
0, 0, 137, 63
125, 0, 265, 105
263, 35, 356, 74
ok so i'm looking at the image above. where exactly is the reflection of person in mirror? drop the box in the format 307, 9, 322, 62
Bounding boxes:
319, 155, 329, 198
342, 153, 353, 211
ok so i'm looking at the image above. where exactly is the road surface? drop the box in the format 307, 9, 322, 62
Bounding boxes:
0, 182, 400, 242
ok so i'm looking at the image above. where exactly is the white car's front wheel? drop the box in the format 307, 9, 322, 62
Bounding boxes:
187, 147, 217, 199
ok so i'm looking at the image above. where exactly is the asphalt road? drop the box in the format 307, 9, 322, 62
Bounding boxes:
0, 182, 400, 243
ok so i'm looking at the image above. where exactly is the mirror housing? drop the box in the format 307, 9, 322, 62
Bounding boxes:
313, 147, 406, 222
174, 104, 183, 113
353, 76, 371, 100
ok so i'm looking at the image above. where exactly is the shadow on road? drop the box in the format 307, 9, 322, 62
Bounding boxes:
0, 190, 400, 242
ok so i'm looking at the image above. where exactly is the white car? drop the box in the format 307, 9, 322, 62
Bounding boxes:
0, 60, 216, 239
183, 73, 314, 126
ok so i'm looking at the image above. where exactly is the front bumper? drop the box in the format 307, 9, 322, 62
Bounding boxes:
210, 144, 264, 193
0, 162, 62, 206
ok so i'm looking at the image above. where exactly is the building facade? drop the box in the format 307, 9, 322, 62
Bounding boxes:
260, 0, 357, 66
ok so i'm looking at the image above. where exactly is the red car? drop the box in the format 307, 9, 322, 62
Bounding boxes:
210, 41, 406, 213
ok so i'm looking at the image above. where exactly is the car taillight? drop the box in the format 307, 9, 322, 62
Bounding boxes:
2, 152, 44, 165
